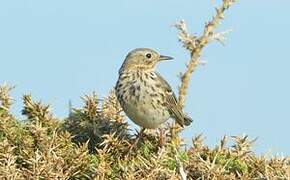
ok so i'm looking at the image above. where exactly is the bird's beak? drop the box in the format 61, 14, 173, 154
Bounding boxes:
159, 55, 173, 61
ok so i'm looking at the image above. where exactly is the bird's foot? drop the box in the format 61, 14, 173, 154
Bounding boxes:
129, 128, 145, 152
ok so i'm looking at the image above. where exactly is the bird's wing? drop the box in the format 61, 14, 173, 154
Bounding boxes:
155, 72, 187, 127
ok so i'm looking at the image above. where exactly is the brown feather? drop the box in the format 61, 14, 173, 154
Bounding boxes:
155, 72, 192, 127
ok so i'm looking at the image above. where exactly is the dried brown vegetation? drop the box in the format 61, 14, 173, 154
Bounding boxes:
1, 0, 289, 179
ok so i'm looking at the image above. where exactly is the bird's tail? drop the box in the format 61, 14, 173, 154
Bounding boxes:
183, 114, 193, 126
175, 114, 193, 127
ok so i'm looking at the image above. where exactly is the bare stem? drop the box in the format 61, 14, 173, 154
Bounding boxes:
176, 0, 237, 108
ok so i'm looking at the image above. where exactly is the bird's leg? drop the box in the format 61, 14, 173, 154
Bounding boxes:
137, 127, 145, 143
158, 128, 165, 147
130, 128, 145, 151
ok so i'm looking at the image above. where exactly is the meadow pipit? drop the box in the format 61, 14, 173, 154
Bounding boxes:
115, 48, 192, 134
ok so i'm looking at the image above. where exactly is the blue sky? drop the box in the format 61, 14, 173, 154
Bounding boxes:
0, 0, 289, 155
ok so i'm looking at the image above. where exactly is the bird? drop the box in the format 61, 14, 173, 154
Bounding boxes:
115, 48, 192, 133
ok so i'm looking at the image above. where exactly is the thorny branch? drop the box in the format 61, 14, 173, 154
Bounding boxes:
176, 0, 237, 108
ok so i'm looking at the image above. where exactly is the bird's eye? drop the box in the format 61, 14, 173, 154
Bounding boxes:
146, 53, 152, 58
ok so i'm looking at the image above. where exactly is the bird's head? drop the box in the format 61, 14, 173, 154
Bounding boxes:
119, 48, 173, 74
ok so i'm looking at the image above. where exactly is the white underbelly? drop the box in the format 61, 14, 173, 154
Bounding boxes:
123, 101, 170, 129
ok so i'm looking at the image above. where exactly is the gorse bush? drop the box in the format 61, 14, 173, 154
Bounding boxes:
1, 0, 289, 179
0, 84, 289, 179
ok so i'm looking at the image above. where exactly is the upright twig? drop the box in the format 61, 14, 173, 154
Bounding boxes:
0, 83, 14, 112
176, 0, 237, 108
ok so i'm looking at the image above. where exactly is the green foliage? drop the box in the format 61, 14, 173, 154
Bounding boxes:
215, 154, 248, 174
0, 84, 289, 179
